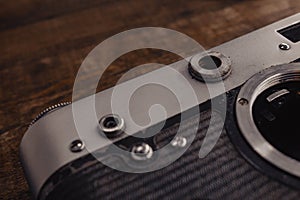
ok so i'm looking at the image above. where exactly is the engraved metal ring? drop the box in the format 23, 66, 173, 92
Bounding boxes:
99, 114, 125, 138
236, 63, 300, 178
188, 51, 232, 82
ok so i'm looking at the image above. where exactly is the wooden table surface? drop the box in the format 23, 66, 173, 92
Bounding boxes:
0, 0, 299, 199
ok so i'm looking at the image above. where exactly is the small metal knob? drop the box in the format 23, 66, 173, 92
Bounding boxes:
188, 51, 232, 82
171, 136, 187, 148
131, 143, 153, 161
279, 43, 290, 51
99, 114, 125, 138
69, 140, 85, 153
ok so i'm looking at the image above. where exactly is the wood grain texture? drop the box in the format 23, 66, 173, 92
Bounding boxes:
0, 0, 299, 199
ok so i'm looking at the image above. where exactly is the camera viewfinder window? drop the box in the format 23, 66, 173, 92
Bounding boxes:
278, 22, 300, 43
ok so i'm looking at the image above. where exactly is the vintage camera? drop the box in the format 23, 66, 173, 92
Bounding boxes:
21, 14, 300, 199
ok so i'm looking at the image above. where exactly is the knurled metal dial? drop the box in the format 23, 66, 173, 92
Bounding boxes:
29, 102, 71, 126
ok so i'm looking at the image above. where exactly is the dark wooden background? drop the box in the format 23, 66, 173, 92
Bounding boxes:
0, 0, 300, 199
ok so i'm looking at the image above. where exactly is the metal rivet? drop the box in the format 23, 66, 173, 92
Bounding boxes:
99, 114, 125, 138
238, 98, 249, 106
131, 143, 153, 161
279, 43, 290, 51
70, 140, 85, 153
171, 136, 187, 148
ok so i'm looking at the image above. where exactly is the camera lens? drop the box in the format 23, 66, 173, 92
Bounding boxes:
252, 81, 300, 161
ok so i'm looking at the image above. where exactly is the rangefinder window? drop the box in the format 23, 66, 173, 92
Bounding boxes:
278, 22, 300, 43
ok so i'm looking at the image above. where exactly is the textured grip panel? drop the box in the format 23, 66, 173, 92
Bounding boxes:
40, 109, 300, 200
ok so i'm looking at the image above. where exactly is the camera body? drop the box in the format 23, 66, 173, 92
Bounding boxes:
21, 14, 300, 199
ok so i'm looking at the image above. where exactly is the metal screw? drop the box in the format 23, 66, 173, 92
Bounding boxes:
99, 114, 125, 138
279, 43, 290, 51
70, 140, 85, 153
131, 143, 153, 161
171, 136, 187, 148
238, 98, 249, 106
